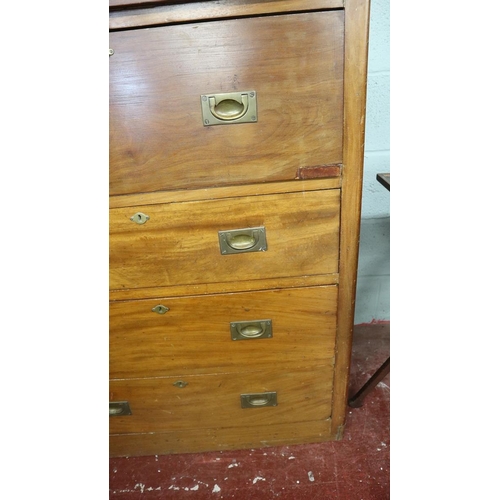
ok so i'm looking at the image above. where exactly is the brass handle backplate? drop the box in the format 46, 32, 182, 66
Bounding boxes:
201, 91, 257, 126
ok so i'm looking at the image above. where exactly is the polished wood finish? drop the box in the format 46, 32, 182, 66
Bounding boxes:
109, 273, 339, 301
109, 177, 341, 210
110, 0, 198, 7
332, 0, 371, 437
109, 419, 332, 457
109, 12, 344, 196
110, 285, 337, 378
110, 364, 334, 433
110, 189, 340, 290
109, 0, 344, 29
109, 0, 370, 456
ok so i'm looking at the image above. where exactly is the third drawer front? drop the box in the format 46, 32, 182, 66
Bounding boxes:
110, 285, 337, 378
110, 189, 340, 290
109, 364, 334, 434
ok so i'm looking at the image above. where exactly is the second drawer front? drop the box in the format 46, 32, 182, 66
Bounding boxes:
110, 285, 337, 378
110, 189, 340, 290
109, 365, 334, 434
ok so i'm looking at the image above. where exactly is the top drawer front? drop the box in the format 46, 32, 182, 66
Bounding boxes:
109, 11, 344, 196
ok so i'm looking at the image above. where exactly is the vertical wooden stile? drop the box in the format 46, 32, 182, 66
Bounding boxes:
332, 0, 371, 437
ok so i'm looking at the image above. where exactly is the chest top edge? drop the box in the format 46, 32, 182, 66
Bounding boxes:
109, 0, 345, 31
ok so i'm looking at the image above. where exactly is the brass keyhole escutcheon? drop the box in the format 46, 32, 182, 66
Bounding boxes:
130, 212, 150, 224
152, 305, 169, 314
173, 381, 188, 388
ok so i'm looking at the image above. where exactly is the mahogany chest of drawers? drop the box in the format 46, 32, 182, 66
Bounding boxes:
109, 0, 370, 457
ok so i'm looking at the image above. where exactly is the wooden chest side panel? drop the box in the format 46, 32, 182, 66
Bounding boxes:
331, 0, 371, 437
109, 11, 344, 195
109, 189, 340, 290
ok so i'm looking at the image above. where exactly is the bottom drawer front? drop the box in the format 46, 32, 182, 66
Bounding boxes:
110, 419, 332, 457
109, 365, 333, 434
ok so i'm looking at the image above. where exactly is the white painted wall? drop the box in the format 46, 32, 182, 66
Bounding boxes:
354, 0, 390, 324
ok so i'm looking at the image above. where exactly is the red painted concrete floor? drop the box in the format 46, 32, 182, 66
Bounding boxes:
109, 323, 390, 499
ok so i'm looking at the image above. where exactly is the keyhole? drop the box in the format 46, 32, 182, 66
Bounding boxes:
173, 381, 188, 388
130, 212, 149, 224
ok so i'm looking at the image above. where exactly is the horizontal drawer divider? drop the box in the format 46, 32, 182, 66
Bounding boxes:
109, 180, 341, 210
109, 274, 339, 302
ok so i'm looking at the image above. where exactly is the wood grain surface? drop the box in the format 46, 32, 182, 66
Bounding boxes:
108, 0, 370, 456
109, 11, 344, 195
109, 364, 334, 433
332, 0, 370, 437
109, 0, 344, 29
109, 189, 340, 290
109, 419, 332, 457
110, 285, 337, 378
109, 177, 341, 210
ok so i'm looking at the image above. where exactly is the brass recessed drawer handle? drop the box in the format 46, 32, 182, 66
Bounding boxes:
231, 320, 273, 340
209, 94, 248, 121
109, 401, 132, 416
240, 392, 277, 408
218, 226, 267, 255
201, 91, 257, 126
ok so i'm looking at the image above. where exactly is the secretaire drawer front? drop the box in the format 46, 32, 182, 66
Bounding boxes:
109, 189, 340, 290
109, 365, 334, 434
109, 11, 344, 196
110, 285, 337, 378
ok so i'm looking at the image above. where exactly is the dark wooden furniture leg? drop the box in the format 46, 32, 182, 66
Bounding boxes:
348, 356, 390, 408
349, 172, 390, 409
